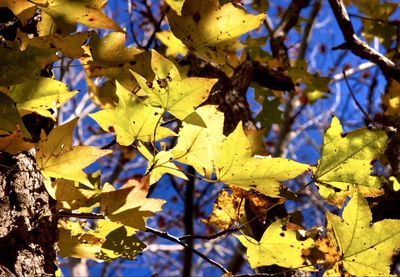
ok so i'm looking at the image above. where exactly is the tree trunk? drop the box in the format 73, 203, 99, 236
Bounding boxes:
0, 150, 57, 276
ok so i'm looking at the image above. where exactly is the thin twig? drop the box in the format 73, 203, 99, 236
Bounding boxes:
145, 226, 229, 274
179, 226, 243, 241
342, 70, 372, 123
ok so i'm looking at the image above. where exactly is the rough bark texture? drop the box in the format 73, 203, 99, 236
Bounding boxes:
0, 150, 57, 277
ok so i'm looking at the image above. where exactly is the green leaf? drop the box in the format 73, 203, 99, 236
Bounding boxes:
171, 105, 225, 178
0, 44, 58, 86
132, 50, 218, 121
9, 77, 78, 118
315, 117, 387, 196
237, 220, 314, 269
168, 0, 265, 63
33, 0, 123, 33
324, 191, 400, 276
215, 122, 309, 197
0, 93, 29, 137
89, 81, 175, 145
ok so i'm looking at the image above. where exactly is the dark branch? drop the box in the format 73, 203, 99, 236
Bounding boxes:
179, 226, 243, 241
328, 0, 400, 82
145, 226, 229, 274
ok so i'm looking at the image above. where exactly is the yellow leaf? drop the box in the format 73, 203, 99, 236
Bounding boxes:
132, 50, 218, 121
138, 142, 188, 185
100, 177, 166, 229
166, 0, 185, 15
89, 81, 175, 145
382, 80, 400, 116
33, 0, 123, 33
237, 220, 314, 269
168, 0, 265, 63
37, 118, 112, 187
215, 122, 309, 197
0, 127, 34, 154
201, 189, 244, 230
172, 105, 224, 178
322, 191, 400, 276
0, 0, 36, 24
156, 30, 188, 57
9, 77, 78, 118
315, 117, 387, 198
90, 32, 144, 66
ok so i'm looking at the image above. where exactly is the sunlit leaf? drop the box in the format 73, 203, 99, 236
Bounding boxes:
100, 177, 166, 229
90, 81, 174, 145
215, 122, 309, 197
172, 105, 224, 178
315, 117, 387, 200
32, 0, 123, 33
237, 220, 314, 269
132, 50, 217, 122
156, 30, 188, 57
37, 118, 112, 187
9, 77, 78, 118
168, 0, 265, 63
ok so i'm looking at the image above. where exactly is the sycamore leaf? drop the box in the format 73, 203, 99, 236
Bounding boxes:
315, 117, 387, 195
319, 191, 400, 276
37, 118, 111, 187
237, 220, 314, 269
166, 0, 185, 15
9, 77, 78, 118
156, 30, 188, 57
32, 0, 123, 33
201, 189, 244, 230
0, 93, 30, 137
90, 32, 144, 66
215, 122, 309, 197
89, 81, 175, 145
0, 44, 58, 86
168, 0, 265, 63
171, 105, 225, 178
59, 219, 145, 262
132, 50, 217, 121
100, 177, 166, 229
138, 142, 188, 185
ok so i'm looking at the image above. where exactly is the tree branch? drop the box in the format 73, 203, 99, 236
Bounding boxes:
328, 0, 400, 82
145, 226, 229, 274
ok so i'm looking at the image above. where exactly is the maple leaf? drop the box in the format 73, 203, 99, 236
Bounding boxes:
171, 105, 225, 178
100, 176, 166, 229
89, 32, 144, 67
0, 0, 36, 24
0, 44, 58, 86
165, 0, 185, 15
311, 191, 400, 276
237, 220, 314, 269
59, 219, 145, 262
138, 142, 188, 185
168, 0, 265, 63
36, 118, 111, 187
315, 117, 387, 205
215, 122, 309, 197
9, 77, 78, 118
132, 50, 218, 122
32, 0, 123, 33
89, 81, 175, 145
0, 127, 34, 154
156, 30, 188, 57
